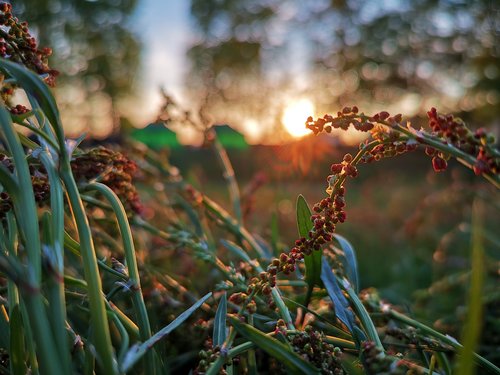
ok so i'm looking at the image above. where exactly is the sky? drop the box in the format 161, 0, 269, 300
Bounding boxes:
131, 1, 198, 142
129, 1, 317, 145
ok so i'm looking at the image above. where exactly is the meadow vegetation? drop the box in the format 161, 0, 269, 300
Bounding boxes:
0, 4, 499, 374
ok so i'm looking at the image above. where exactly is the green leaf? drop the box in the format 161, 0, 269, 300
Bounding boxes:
221, 240, 252, 263
340, 356, 364, 375
0, 306, 9, 349
333, 234, 359, 293
213, 293, 227, 348
320, 259, 355, 334
0, 59, 63, 147
296, 195, 323, 290
9, 305, 27, 375
121, 292, 212, 372
457, 201, 485, 375
229, 316, 320, 375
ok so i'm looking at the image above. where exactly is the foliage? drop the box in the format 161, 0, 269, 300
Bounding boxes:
0, 5, 499, 375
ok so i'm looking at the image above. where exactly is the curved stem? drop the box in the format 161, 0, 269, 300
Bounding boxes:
60, 166, 117, 374
86, 182, 154, 374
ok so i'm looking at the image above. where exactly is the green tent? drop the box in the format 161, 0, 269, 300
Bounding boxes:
213, 124, 248, 150
131, 122, 180, 149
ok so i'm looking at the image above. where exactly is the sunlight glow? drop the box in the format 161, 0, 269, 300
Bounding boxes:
282, 98, 315, 137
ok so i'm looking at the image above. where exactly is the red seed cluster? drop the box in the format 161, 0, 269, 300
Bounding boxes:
0, 153, 50, 217
9, 104, 29, 115
0, 2, 58, 87
426, 108, 499, 176
71, 147, 143, 215
263, 182, 348, 283
234, 106, 498, 318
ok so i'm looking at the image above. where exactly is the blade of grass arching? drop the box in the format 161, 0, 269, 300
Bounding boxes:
229, 316, 320, 375
332, 234, 359, 293
39, 150, 72, 374
457, 201, 485, 375
320, 260, 355, 335
121, 292, 212, 372
343, 284, 383, 351
41, 214, 71, 374
111, 313, 130, 364
3, 214, 39, 375
0, 106, 63, 375
60, 169, 117, 374
9, 305, 27, 375
213, 137, 242, 224
64, 231, 129, 280
175, 195, 204, 237
203, 196, 267, 258
0, 106, 42, 284
213, 293, 228, 347
0, 59, 65, 156
296, 195, 322, 308
282, 297, 354, 341
387, 309, 500, 374
86, 182, 154, 375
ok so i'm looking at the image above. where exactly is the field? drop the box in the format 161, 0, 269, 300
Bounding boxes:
0, 3, 499, 375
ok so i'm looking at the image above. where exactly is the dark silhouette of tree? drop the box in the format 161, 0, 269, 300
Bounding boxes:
11, 0, 140, 136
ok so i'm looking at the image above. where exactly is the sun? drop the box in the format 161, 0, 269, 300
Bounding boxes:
282, 98, 315, 138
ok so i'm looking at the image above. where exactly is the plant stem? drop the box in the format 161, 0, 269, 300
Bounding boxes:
344, 286, 384, 351
388, 309, 500, 374
86, 182, 154, 375
213, 137, 242, 224
60, 167, 117, 374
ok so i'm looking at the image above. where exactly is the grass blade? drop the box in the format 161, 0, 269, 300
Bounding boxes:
229, 316, 320, 374
9, 305, 27, 375
457, 201, 485, 375
333, 234, 359, 293
320, 259, 355, 334
297, 195, 323, 308
0, 59, 64, 153
213, 293, 228, 347
121, 292, 212, 372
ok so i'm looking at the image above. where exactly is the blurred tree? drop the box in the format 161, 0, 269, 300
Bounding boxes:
188, 0, 500, 135
11, 0, 140, 137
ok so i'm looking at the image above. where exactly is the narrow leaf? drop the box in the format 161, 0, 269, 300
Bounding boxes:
457, 201, 485, 375
9, 305, 27, 375
213, 293, 227, 347
121, 292, 212, 372
333, 234, 359, 293
0, 59, 63, 144
320, 259, 355, 334
229, 316, 320, 374
296, 195, 322, 289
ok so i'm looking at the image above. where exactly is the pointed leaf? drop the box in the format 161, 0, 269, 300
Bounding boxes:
333, 234, 359, 293
320, 259, 355, 334
9, 305, 27, 375
121, 292, 212, 372
296, 195, 322, 289
229, 316, 320, 374
0, 59, 63, 144
213, 293, 227, 347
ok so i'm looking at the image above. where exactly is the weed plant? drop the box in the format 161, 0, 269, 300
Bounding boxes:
0, 5, 499, 374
